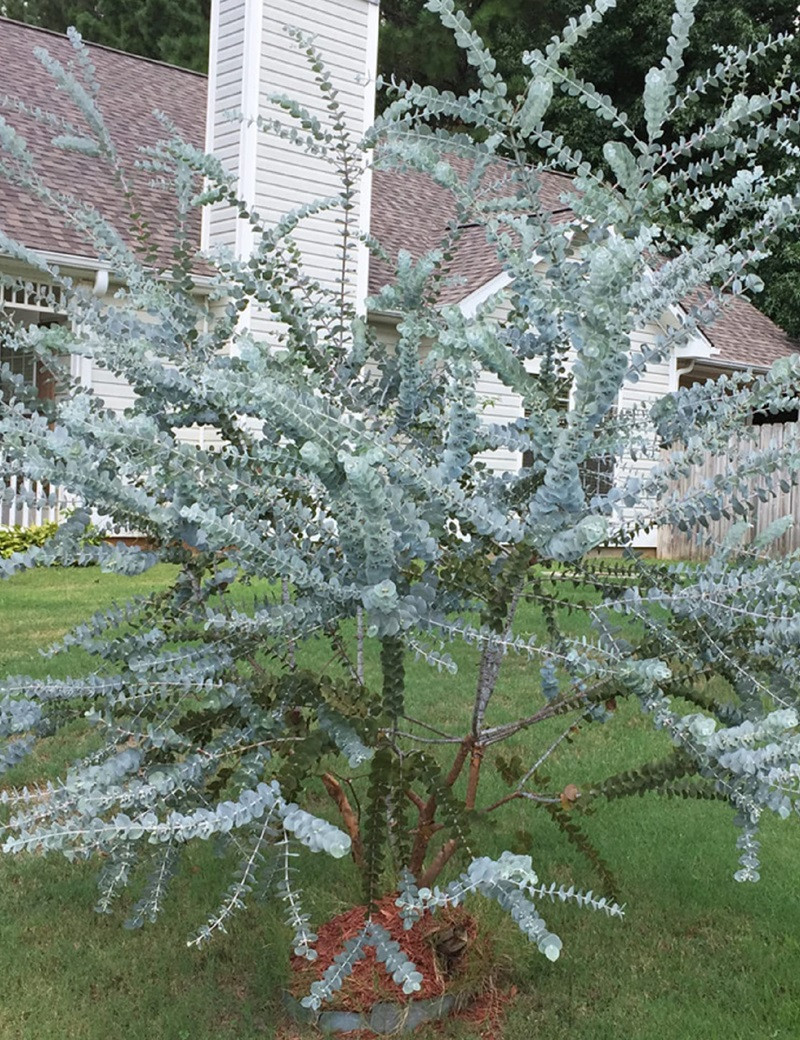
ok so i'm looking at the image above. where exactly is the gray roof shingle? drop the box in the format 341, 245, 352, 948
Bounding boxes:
0, 17, 206, 267
368, 158, 574, 304
696, 294, 798, 368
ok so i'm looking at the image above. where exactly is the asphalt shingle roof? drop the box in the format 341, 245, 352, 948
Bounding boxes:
696, 294, 798, 368
0, 17, 796, 368
0, 17, 206, 267
368, 159, 574, 305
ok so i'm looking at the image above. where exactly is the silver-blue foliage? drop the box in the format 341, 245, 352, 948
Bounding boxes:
1, 4, 800, 1009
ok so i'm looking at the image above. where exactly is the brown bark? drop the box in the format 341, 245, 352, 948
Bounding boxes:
405, 788, 426, 812
408, 735, 473, 876
416, 743, 484, 886
321, 772, 364, 869
465, 744, 484, 810
444, 737, 473, 788
480, 790, 521, 814
418, 838, 459, 888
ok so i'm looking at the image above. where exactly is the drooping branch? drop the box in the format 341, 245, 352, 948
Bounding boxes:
472, 574, 525, 738
380, 635, 405, 724
356, 606, 365, 685
281, 577, 296, 671
414, 744, 485, 887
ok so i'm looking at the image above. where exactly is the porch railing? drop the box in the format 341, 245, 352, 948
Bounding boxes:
1, 474, 63, 528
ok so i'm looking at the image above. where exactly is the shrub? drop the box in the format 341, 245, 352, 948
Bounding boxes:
0, 520, 103, 560
1, 0, 800, 1010
0, 521, 58, 558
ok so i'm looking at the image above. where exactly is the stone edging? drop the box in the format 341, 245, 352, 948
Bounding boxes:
282, 991, 458, 1034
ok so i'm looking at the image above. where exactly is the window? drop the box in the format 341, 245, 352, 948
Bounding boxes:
521, 387, 617, 500
1, 279, 68, 406
579, 449, 615, 498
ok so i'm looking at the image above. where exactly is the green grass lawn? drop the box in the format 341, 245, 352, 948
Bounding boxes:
1, 567, 799, 1039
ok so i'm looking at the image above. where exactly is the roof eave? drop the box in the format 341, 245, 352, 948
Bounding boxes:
678, 355, 773, 375
0, 248, 217, 292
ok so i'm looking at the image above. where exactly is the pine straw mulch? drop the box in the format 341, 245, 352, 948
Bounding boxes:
280, 894, 516, 1038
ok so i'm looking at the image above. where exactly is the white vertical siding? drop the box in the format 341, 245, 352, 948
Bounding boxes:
90, 0, 380, 415
203, 0, 248, 253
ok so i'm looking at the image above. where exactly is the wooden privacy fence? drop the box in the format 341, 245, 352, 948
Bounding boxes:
658, 421, 800, 560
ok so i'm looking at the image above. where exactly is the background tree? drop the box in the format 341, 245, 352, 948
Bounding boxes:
1, 0, 210, 72
2, 2, 800, 1015
380, 0, 800, 138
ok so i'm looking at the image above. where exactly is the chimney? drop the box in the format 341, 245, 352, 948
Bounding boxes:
203, 0, 380, 326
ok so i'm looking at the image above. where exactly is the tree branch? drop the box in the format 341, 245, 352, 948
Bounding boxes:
321, 772, 364, 869
408, 735, 473, 876
418, 838, 459, 888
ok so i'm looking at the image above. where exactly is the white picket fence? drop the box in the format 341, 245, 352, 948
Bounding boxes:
1, 474, 63, 528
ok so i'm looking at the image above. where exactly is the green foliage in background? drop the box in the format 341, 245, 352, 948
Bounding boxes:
0, 520, 102, 559
0, 520, 58, 558
379, 0, 800, 336
1, 0, 209, 72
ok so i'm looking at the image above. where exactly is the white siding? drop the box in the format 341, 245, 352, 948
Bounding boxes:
473, 309, 673, 549
87, 362, 224, 464
615, 322, 674, 548
368, 308, 674, 550
475, 367, 524, 473
470, 298, 523, 472
88, 0, 378, 423
204, 0, 247, 252
205, 0, 378, 339
89, 364, 137, 414
369, 308, 525, 473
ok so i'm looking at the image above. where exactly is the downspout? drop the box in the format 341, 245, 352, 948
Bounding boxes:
676, 358, 697, 387
92, 268, 109, 297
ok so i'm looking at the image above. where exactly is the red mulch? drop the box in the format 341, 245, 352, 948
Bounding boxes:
280, 895, 516, 1038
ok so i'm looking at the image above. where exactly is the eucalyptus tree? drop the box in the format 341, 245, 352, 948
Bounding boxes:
2, 0, 800, 1009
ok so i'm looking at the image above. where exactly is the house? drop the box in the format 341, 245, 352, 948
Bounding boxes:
0, 4, 797, 551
